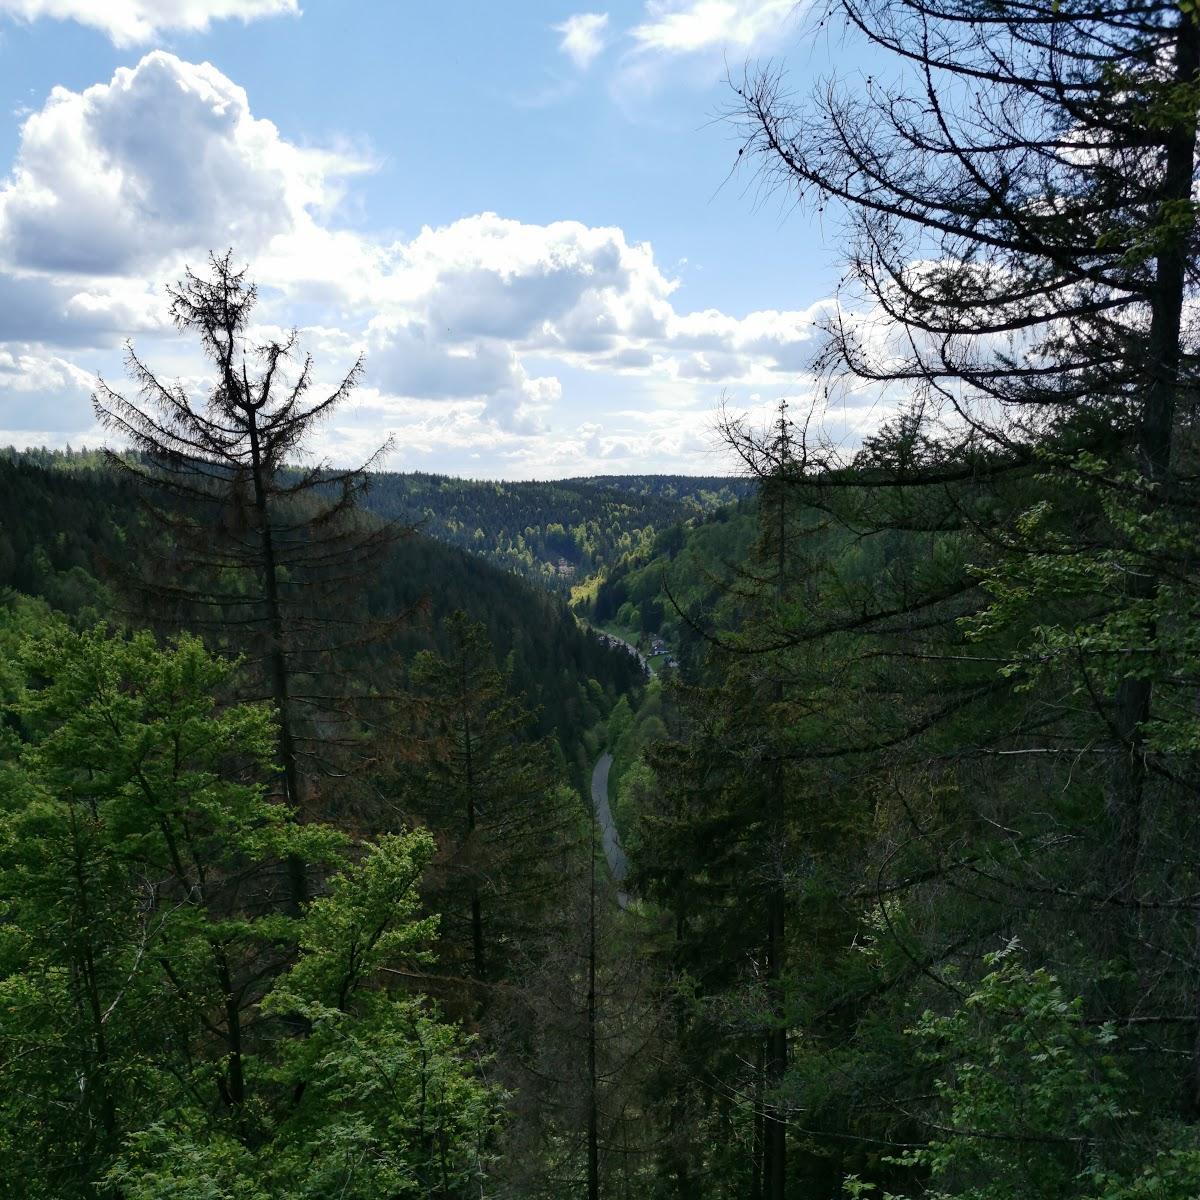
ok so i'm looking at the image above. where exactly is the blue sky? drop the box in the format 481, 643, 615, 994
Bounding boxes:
0, 1, 882, 479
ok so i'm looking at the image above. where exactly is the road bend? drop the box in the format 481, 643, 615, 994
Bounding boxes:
590, 751, 630, 908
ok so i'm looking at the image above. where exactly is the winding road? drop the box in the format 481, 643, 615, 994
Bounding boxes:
590, 752, 630, 906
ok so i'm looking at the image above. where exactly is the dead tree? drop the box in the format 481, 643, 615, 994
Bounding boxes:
94, 251, 405, 905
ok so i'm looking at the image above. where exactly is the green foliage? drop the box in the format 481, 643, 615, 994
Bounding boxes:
359, 470, 752, 593
0, 452, 130, 621
398, 611, 580, 989
0, 619, 294, 1194
103, 833, 499, 1200
581, 499, 758, 661
882, 949, 1200, 1200
267, 832, 439, 1013
896, 949, 1127, 1200
105, 1126, 270, 1200
624, 392, 1200, 1198
0, 619, 497, 1199
967, 452, 1200, 753
0, 451, 643, 776
256, 832, 500, 1198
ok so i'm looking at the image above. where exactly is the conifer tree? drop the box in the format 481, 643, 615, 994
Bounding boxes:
400, 610, 577, 992
633, 408, 826, 1196
0, 617, 497, 1199
647, 0, 1200, 1189
92, 252, 404, 902
733, 0, 1200, 905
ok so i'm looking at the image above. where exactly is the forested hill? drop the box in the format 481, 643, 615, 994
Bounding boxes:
0, 450, 642, 771
357, 469, 753, 590
9, 0, 1200, 1191
574, 496, 758, 661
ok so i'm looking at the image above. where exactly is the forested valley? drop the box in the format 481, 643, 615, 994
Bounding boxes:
5, 0, 1200, 1197
356, 470, 752, 591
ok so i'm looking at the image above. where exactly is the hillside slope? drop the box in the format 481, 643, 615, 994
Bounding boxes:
575, 496, 759, 667
0, 451, 643, 765
358, 470, 753, 590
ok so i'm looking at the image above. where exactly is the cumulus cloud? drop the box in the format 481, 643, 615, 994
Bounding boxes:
0, 51, 370, 278
0, 349, 98, 445
0, 54, 835, 473
0, 0, 299, 46
377, 213, 675, 348
0, 271, 164, 345
555, 12, 610, 69
0, 347, 93, 396
630, 0, 798, 55
364, 317, 559, 434
352, 211, 822, 441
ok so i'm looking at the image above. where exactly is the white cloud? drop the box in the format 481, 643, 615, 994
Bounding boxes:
0, 0, 299, 46
0, 52, 820, 388
0, 54, 843, 474
0, 52, 370, 279
364, 316, 559, 434
555, 12, 610, 69
0, 348, 98, 444
0, 271, 164, 345
630, 0, 797, 55
355, 213, 824, 436
375, 212, 676, 349
0, 347, 93, 394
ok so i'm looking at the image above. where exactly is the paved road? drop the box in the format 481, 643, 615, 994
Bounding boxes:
591, 752, 630, 905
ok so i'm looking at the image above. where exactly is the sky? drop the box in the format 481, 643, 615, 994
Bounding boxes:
0, 0, 883, 480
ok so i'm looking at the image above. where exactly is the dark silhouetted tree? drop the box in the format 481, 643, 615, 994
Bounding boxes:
93, 251, 404, 903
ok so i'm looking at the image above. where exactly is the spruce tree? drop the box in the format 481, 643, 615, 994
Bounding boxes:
400, 610, 576, 993
733, 0, 1200, 904
93, 252, 403, 902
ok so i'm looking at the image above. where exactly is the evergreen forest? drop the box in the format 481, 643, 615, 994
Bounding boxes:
356, 471, 752, 591
3, 0, 1200, 1197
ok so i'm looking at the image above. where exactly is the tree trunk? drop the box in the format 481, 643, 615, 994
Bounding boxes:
588, 817, 601, 1200
216, 949, 246, 1111
750, 1041, 765, 1200
69, 806, 117, 1148
764, 450, 789, 1199
459, 652, 486, 985
245, 405, 308, 912
1108, 13, 1198, 903
764, 882, 787, 1200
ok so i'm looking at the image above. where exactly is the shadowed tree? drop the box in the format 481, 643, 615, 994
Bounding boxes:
92, 251, 405, 904
732, 0, 1200, 905
400, 610, 577, 993
636, 1, 1200, 1190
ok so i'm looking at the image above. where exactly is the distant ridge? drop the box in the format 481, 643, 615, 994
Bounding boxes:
357, 469, 755, 591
